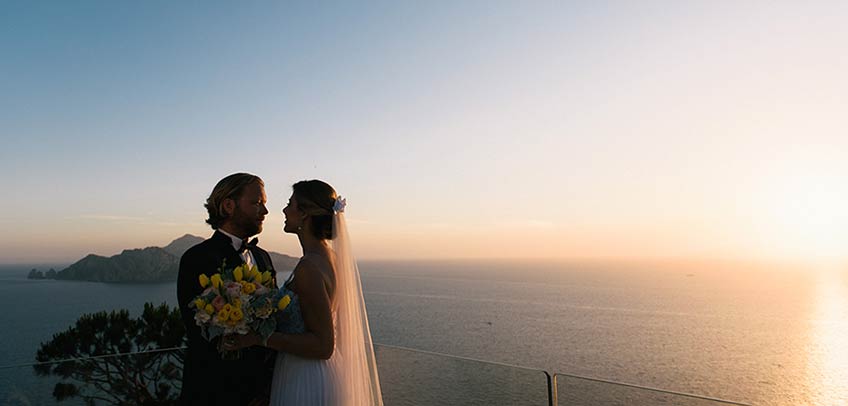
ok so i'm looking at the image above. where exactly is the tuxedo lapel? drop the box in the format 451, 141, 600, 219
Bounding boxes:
250, 247, 270, 272
211, 231, 243, 269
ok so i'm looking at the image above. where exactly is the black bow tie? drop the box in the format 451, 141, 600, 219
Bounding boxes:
238, 238, 258, 254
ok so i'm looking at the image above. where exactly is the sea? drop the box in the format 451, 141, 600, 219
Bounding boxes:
1, 259, 846, 406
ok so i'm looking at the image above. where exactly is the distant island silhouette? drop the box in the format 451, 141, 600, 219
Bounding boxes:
26, 234, 299, 283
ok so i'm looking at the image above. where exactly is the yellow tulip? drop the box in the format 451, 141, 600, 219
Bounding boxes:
278, 295, 291, 311
210, 274, 223, 289
242, 282, 256, 295
232, 298, 242, 309
250, 265, 259, 278
194, 298, 206, 309
262, 271, 272, 284
233, 266, 243, 282
204, 304, 215, 315
198, 274, 210, 288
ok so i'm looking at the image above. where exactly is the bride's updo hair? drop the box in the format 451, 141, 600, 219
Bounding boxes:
292, 180, 338, 240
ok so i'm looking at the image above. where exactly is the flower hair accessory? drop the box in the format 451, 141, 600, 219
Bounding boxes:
333, 196, 347, 213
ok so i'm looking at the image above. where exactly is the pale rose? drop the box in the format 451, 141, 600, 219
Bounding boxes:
225, 282, 242, 298
212, 295, 226, 311
194, 311, 211, 325
254, 283, 269, 295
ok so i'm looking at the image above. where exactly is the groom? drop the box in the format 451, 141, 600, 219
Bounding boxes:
177, 173, 277, 405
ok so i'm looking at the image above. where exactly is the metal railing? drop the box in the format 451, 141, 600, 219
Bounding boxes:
553, 370, 750, 406
1, 345, 750, 405
373, 343, 750, 406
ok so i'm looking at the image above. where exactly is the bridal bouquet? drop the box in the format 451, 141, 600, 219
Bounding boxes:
189, 259, 290, 359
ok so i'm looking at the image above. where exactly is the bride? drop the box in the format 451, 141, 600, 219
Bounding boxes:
228, 180, 382, 405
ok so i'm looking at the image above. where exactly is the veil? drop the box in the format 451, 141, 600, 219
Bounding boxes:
330, 211, 383, 405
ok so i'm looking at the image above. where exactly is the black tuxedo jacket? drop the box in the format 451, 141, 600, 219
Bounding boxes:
177, 230, 277, 405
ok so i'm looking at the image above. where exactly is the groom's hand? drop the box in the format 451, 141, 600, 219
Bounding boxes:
223, 332, 261, 351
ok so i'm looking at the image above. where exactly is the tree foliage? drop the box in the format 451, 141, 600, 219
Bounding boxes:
34, 303, 186, 405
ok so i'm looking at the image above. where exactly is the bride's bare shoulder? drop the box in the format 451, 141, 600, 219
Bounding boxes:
295, 255, 336, 296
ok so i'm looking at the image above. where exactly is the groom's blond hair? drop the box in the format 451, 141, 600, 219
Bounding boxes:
205, 173, 264, 229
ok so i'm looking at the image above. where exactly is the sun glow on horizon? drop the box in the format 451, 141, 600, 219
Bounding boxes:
751, 160, 848, 263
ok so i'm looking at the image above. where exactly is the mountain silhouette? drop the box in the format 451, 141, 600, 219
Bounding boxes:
52, 235, 298, 283
163, 234, 205, 257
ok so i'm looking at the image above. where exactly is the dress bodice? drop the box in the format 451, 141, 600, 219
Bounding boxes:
275, 273, 306, 334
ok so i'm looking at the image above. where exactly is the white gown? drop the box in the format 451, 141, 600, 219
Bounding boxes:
269, 285, 342, 405
270, 212, 382, 406
270, 343, 343, 404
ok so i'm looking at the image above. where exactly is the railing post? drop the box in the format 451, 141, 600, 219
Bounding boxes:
545, 371, 557, 406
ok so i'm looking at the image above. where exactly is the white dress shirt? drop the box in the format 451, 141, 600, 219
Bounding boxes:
218, 229, 258, 270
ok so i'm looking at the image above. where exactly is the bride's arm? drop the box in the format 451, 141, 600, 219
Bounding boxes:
264, 262, 335, 359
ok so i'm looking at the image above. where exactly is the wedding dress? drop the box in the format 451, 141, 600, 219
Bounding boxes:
269, 211, 382, 405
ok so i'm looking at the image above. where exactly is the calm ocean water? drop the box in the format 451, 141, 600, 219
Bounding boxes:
1, 260, 846, 405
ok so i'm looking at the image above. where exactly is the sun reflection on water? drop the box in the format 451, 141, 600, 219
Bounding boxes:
809, 269, 848, 405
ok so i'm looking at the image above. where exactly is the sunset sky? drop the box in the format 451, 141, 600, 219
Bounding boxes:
1, 2, 846, 264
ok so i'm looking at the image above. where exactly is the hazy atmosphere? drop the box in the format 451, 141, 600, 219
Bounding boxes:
2, 1, 846, 264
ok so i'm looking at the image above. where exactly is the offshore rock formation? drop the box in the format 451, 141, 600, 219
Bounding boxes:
27, 268, 57, 280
